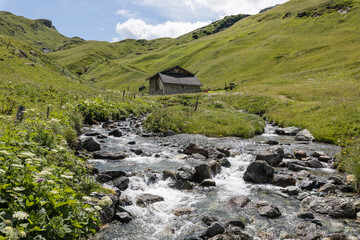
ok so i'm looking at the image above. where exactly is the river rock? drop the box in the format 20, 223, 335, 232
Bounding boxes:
217, 147, 230, 157
163, 169, 176, 180
300, 196, 357, 218
275, 126, 300, 136
164, 130, 175, 137
109, 129, 123, 137
299, 180, 317, 190
318, 183, 337, 193
218, 158, 231, 168
130, 148, 143, 155
97, 173, 113, 183
183, 143, 209, 158
171, 180, 195, 190
256, 201, 281, 218
93, 151, 127, 160
113, 176, 129, 191
243, 160, 274, 184
305, 159, 324, 169
287, 163, 308, 172
176, 166, 196, 181
199, 179, 216, 187
296, 221, 322, 240
209, 160, 222, 175
202, 222, 225, 238
272, 174, 296, 187
202, 215, 219, 226
102, 120, 117, 129
264, 140, 279, 145
295, 129, 315, 141
228, 195, 251, 208
115, 212, 132, 223
294, 150, 307, 159
312, 151, 325, 158
318, 155, 332, 162
173, 207, 196, 216
255, 146, 284, 166
194, 164, 212, 183
102, 170, 126, 179
298, 210, 314, 219
285, 186, 300, 195
100, 194, 119, 224
97, 134, 108, 139
226, 219, 246, 229
337, 184, 353, 193
81, 137, 101, 152
136, 194, 164, 207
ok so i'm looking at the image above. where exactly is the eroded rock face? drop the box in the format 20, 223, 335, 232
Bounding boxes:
255, 146, 284, 166
300, 197, 356, 218
243, 160, 274, 184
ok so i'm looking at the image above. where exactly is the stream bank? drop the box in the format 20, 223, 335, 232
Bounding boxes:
79, 116, 359, 240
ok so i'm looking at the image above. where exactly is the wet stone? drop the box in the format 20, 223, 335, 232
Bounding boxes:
93, 151, 127, 160
243, 160, 274, 184
228, 195, 251, 208
272, 174, 296, 187
287, 163, 308, 172
163, 169, 176, 180
130, 148, 143, 155
202, 222, 225, 239
202, 215, 219, 226
296, 221, 322, 240
226, 219, 246, 229
194, 164, 212, 183
101, 170, 126, 179
312, 151, 325, 158
81, 137, 101, 152
199, 179, 216, 187
209, 160, 222, 175
294, 150, 307, 159
318, 155, 332, 162
318, 183, 337, 193
113, 176, 129, 191
109, 129, 123, 137
284, 186, 300, 195
256, 202, 281, 218
218, 158, 231, 168
136, 194, 164, 207
97, 174, 112, 183
115, 212, 132, 223
170, 180, 195, 190
299, 180, 317, 190
255, 146, 284, 166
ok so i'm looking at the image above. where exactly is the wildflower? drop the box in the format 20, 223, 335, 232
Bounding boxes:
47, 180, 55, 184
50, 190, 59, 194
94, 206, 102, 211
0, 169, 6, 174
18, 152, 36, 158
13, 187, 25, 192
13, 211, 29, 220
11, 164, 24, 168
2, 226, 15, 238
61, 174, 73, 179
51, 149, 58, 153
37, 178, 44, 183
101, 196, 113, 207
19, 231, 26, 238
38, 171, 51, 177
82, 196, 92, 202
0, 150, 10, 155
84, 207, 94, 213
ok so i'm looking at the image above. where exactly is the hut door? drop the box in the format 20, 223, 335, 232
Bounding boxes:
155, 77, 159, 93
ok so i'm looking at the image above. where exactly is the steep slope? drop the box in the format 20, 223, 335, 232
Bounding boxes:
0, 11, 82, 51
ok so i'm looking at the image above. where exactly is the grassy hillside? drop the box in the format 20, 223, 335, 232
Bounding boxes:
0, 11, 82, 51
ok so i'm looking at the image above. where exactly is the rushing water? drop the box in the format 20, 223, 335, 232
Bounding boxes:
83, 121, 359, 240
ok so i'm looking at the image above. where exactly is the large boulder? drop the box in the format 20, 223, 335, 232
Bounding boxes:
194, 164, 212, 183
209, 160, 222, 175
81, 137, 101, 152
243, 160, 274, 184
294, 150, 307, 159
300, 196, 357, 218
305, 159, 324, 169
275, 127, 301, 136
93, 151, 127, 160
255, 146, 284, 166
295, 129, 315, 141
183, 143, 209, 158
136, 194, 164, 207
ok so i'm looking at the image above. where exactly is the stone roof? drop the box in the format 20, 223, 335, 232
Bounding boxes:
158, 73, 202, 86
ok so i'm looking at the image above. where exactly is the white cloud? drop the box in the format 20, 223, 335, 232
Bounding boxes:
115, 18, 209, 40
116, 9, 136, 18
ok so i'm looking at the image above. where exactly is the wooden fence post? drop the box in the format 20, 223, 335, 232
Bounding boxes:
16, 105, 25, 121
194, 96, 199, 112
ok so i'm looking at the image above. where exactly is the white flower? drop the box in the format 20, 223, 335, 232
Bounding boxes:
61, 175, 73, 179
0, 150, 10, 155
19, 231, 26, 238
18, 152, 36, 158
0, 169, 6, 174
94, 206, 102, 211
101, 196, 113, 207
13, 211, 29, 220
82, 196, 92, 202
50, 190, 59, 194
84, 207, 94, 213
13, 187, 25, 192
2, 226, 15, 237
38, 171, 51, 177
11, 164, 24, 168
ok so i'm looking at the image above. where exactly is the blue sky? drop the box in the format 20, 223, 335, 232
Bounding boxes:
0, 0, 288, 41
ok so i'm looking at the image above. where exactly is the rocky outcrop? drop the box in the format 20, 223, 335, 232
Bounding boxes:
300, 196, 357, 218
243, 160, 274, 184
255, 146, 284, 166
